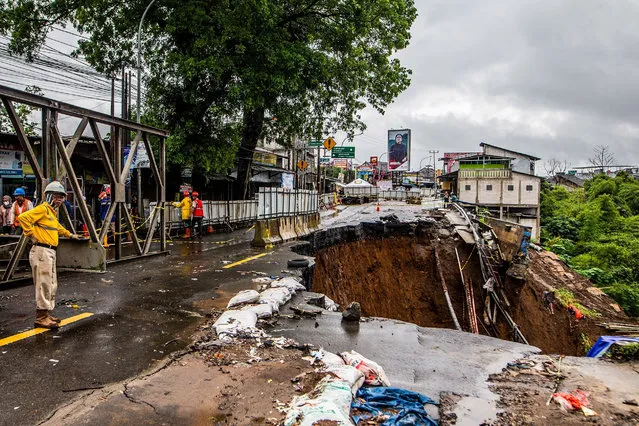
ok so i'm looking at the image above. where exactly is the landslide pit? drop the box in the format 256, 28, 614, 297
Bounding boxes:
299, 218, 632, 356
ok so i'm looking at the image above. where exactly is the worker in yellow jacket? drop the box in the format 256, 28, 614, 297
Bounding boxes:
17, 181, 82, 329
172, 190, 192, 238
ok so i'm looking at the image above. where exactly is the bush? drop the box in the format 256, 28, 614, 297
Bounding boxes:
604, 284, 639, 317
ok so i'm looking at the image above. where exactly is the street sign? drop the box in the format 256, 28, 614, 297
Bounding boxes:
331, 146, 355, 158
297, 159, 309, 170
323, 137, 337, 150
308, 140, 322, 147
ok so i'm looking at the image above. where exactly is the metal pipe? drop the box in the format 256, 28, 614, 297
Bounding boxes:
433, 245, 462, 331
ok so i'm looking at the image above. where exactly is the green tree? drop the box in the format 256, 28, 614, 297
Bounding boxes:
1, 0, 417, 198
0, 85, 43, 135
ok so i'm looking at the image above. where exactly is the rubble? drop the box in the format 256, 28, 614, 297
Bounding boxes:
342, 302, 361, 322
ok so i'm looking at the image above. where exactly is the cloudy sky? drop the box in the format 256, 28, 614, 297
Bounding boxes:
348, 0, 639, 172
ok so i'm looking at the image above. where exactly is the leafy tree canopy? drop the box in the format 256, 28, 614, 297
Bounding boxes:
1, 0, 417, 197
541, 172, 639, 316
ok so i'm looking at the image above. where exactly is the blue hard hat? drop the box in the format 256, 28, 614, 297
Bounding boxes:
13, 188, 25, 196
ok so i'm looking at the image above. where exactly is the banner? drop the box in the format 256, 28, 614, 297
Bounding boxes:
388, 129, 410, 171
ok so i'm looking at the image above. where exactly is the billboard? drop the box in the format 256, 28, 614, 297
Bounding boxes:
388, 129, 410, 171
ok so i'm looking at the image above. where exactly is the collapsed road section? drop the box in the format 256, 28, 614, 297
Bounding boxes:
295, 207, 634, 356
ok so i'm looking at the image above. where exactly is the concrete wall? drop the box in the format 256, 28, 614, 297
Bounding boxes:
458, 172, 540, 207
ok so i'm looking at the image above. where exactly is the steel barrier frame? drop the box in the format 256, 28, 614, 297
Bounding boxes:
0, 85, 168, 283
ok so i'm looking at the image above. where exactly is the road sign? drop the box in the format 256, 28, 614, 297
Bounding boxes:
308, 140, 322, 147
331, 146, 355, 158
323, 137, 337, 150
297, 159, 309, 170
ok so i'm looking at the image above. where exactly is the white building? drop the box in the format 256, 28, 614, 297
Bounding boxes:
443, 144, 542, 239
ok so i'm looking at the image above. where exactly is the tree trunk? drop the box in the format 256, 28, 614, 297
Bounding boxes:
235, 107, 265, 200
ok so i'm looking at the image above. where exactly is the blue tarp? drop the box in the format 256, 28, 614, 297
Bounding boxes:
586, 335, 639, 358
351, 386, 438, 426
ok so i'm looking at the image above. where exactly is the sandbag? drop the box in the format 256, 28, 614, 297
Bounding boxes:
240, 303, 273, 319
271, 277, 306, 293
213, 310, 258, 339
284, 376, 354, 426
259, 287, 292, 311
341, 350, 391, 387
325, 365, 365, 396
226, 289, 260, 308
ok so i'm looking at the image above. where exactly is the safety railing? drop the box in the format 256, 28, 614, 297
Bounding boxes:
343, 187, 422, 200
161, 200, 258, 227
257, 187, 318, 219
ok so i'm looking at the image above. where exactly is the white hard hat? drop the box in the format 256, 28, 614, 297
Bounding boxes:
44, 181, 66, 195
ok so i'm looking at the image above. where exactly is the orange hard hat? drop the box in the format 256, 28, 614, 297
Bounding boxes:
183, 191, 190, 197
192, 191, 199, 197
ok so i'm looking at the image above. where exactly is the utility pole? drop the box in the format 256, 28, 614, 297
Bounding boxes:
429, 150, 439, 197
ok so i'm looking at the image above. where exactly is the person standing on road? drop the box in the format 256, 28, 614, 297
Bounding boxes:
9, 187, 34, 235
0, 195, 12, 234
172, 191, 192, 238
17, 181, 82, 329
191, 191, 204, 238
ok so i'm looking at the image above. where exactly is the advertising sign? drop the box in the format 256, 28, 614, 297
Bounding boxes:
320, 156, 331, 165
388, 129, 410, 171
332, 159, 349, 169
253, 151, 277, 166
0, 149, 23, 176
331, 146, 355, 158
370, 156, 378, 166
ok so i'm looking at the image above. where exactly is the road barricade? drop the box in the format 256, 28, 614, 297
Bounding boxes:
252, 218, 282, 246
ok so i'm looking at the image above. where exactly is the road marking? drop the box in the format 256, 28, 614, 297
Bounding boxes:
0, 312, 94, 347
223, 252, 269, 269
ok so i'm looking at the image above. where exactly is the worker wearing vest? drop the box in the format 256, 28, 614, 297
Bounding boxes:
172, 191, 193, 238
18, 181, 83, 328
191, 191, 204, 238
9, 187, 34, 235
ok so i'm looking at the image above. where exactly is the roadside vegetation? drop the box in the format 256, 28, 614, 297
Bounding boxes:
540, 171, 639, 316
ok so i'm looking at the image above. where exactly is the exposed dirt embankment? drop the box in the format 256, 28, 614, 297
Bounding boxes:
309, 221, 635, 356
503, 250, 633, 356
313, 235, 484, 331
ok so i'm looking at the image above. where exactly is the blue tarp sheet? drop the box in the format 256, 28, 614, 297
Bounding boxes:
586, 335, 639, 358
351, 386, 438, 425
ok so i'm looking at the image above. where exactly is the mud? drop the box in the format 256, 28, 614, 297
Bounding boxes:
305, 219, 635, 356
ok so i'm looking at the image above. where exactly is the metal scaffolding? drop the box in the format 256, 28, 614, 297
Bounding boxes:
0, 84, 168, 283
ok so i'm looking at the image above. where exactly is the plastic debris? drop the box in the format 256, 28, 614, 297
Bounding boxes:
312, 349, 346, 367
341, 350, 391, 387
325, 365, 364, 396
586, 335, 639, 358
552, 389, 591, 412
284, 376, 355, 426
252, 277, 273, 284
226, 290, 261, 308
351, 386, 438, 426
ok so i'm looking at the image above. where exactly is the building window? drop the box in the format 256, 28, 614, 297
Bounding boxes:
526, 184, 533, 191
486, 184, 493, 191
507, 184, 514, 191
465, 184, 471, 191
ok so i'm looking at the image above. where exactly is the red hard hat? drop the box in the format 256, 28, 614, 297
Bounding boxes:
192, 191, 199, 197
183, 191, 190, 197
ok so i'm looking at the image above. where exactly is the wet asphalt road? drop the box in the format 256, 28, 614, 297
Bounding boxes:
0, 228, 305, 426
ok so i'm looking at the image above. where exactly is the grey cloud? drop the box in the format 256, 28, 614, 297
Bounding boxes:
356, 0, 639, 168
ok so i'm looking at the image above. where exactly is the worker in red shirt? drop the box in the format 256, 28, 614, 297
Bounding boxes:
191, 191, 204, 238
